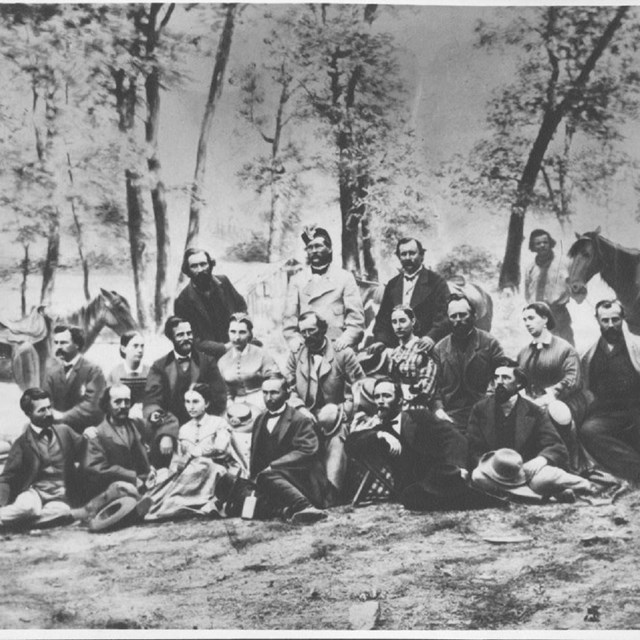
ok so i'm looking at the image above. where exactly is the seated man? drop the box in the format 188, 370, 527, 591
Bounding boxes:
251, 373, 328, 524
286, 310, 364, 500
83, 384, 151, 498
344, 378, 473, 510
580, 299, 640, 484
468, 359, 594, 501
0, 388, 85, 529
143, 316, 227, 467
44, 324, 106, 434
433, 293, 505, 433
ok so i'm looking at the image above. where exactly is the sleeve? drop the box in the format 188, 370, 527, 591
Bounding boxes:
523, 262, 534, 303
553, 343, 582, 398
202, 425, 232, 458
260, 349, 281, 377
466, 403, 488, 470
204, 357, 228, 417
0, 442, 24, 506
338, 349, 365, 419
372, 283, 395, 346
340, 272, 365, 347
425, 275, 451, 343
143, 362, 166, 422
83, 436, 136, 485
220, 274, 247, 314
534, 405, 569, 469
270, 415, 319, 468
285, 350, 305, 409
282, 279, 301, 347
59, 365, 107, 433
489, 336, 506, 371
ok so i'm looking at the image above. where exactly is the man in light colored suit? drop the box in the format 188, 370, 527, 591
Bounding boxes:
283, 226, 365, 352
44, 324, 106, 435
143, 316, 227, 467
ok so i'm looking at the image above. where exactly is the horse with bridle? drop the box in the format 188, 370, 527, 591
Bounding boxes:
567, 227, 640, 332
0, 288, 138, 390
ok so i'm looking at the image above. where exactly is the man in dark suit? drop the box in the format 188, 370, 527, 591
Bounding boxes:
174, 248, 247, 355
433, 293, 505, 432
344, 378, 472, 510
44, 324, 107, 434
250, 373, 328, 523
83, 384, 150, 498
0, 388, 85, 528
143, 316, 227, 466
372, 237, 450, 349
468, 359, 593, 500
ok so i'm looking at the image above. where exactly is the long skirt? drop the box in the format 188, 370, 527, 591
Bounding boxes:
144, 457, 228, 521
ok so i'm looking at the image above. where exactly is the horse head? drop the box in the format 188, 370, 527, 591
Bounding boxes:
98, 288, 138, 335
567, 227, 602, 304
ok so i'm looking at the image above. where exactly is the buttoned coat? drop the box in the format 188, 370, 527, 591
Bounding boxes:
283, 264, 365, 349
285, 341, 364, 418
43, 355, 107, 433
174, 276, 246, 355
372, 267, 450, 347
250, 405, 328, 508
467, 395, 568, 470
143, 349, 227, 426
0, 424, 85, 507
83, 417, 150, 496
433, 328, 505, 420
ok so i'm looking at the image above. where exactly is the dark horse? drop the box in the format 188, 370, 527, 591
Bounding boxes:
568, 228, 640, 331
0, 288, 138, 390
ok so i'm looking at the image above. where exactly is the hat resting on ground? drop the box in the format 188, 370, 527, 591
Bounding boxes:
472, 449, 543, 501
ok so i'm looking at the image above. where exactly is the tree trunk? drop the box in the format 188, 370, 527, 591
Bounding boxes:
21, 244, 29, 318
40, 212, 60, 305
340, 169, 361, 275
180, 3, 236, 287
361, 215, 378, 281
126, 169, 149, 329
498, 5, 628, 290
67, 154, 90, 301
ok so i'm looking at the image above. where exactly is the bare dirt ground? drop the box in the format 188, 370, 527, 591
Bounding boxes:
1, 492, 639, 631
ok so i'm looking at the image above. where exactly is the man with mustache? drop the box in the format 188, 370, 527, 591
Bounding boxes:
467, 360, 593, 501
286, 310, 364, 502
43, 324, 106, 435
433, 293, 505, 433
83, 384, 150, 498
174, 248, 247, 356
580, 299, 640, 483
143, 316, 227, 467
372, 237, 449, 349
283, 226, 365, 352
0, 388, 85, 529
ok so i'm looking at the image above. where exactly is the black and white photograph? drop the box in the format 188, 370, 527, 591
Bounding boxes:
0, 1, 639, 633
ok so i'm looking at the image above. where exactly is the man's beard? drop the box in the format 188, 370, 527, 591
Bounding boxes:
451, 320, 473, 339
111, 410, 129, 425
602, 326, 623, 344
175, 340, 193, 356
34, 414, 54, 430
191, 270, 211, 289
401, 260, 420, 274
304, 335, 324, 352
494, 385, 516, 404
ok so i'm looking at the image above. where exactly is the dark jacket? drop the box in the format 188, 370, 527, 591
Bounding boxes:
345, 408, 468, 493
372, 267, 450, 347
467, 395, 569, 470
250, 405, 328, 509
83, 417, 150, 496
0, 424, 85, 507
174, 276, 247, 355
44, 355, 106, 433
433, 328, 505, 422
143, 349, 227, 426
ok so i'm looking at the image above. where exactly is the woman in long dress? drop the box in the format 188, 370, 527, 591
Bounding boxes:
145, 383, 243, 520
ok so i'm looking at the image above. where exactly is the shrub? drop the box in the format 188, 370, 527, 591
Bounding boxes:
436, 244, 499, 282
225, 232, 269, 263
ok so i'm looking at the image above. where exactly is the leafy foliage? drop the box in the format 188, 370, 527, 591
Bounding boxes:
436, 245, 500, 282
225, 232, 269, 263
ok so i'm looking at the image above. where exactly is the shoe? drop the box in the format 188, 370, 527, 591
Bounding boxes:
290, 506, 328, 525
555, 489, 576, 504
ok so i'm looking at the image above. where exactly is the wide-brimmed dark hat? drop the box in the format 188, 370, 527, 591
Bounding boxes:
473, 449, 543, 501
353, 377, 378, 414
357, 349, 388, 377
301, 225, 332, 247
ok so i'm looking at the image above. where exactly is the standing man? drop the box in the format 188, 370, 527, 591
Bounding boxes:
283, 226, 365, 352
372, 237, 449, 349
524, 229, 574, 345
174, 248, 247, 356
0, 388, 85, 528
433, 293, 505, 433
44, 324, 106, 434
83, 384, 150, 498
143, 316, 227, 466
286, 310, 364, 500
468, 360, 593, 500
580, 300, 640, 483
250, 373, 328, 523
344, 378, 474, 510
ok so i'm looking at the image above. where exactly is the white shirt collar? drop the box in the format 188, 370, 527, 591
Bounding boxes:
173, 350, 191, 361
402, 267, 423, 281
123, 361, 144, 375
531, 330, 553, 348
267, 405, 286, 418
500, 394, 519, 414
30, 422, 44, 435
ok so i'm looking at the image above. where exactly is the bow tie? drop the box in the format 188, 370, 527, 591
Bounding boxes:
403, 271, 419, 281
63, 362, 74, 373
176, 357, 190, 365
38, 427, 53, 442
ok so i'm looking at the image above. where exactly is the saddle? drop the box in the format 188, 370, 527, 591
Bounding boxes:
0, 306, 49, 346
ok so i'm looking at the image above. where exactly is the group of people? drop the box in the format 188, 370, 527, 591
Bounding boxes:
1, 226, 638, 532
